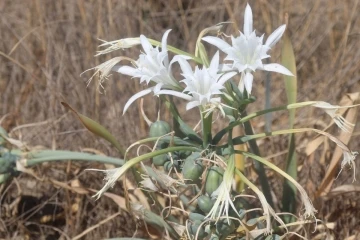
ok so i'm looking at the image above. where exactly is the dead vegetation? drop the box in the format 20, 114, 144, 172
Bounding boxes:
0, 0, 360, 239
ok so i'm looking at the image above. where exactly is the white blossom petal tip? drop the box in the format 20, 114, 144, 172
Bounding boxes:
123, 88, 153, 114
244, 3, 253, 36
265, 24, 286, 48
262, 63, 294, 76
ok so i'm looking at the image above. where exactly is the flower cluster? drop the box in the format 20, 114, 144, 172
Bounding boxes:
88, 4, 292, 116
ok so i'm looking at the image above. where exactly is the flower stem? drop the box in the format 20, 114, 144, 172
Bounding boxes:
201, 108, 212, 149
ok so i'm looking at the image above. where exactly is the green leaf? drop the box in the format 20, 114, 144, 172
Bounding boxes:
243, 118, 274, 208
280, 32, 298, 221
61, 102, 125, 156
23, 150, 125, 167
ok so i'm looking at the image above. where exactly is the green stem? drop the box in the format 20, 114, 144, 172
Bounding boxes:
201, 108, 212, 149
21, 150, 125, 167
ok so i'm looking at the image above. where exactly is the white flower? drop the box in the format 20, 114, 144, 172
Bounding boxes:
202, 4, 293, 94
115, 30, 182, 113
157, 52, 236, 112
312, 101, 355, 132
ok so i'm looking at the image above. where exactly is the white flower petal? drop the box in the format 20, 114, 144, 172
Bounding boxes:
218, 71, 237, 85
177, 57, 194, 77
186, 101, 200, 110
244, 3, 253, 36
114, 65, 137, 77
244, 71, 254, 94
202, 36, 232, 54
153, 83, 164, 94
123, 88, 153, 114
161, 29, 172, 51
156, 89, 192, 101
210, 51, 220, 71
140, 35, 153, 55
265, 24, 286, 48
262, 63, 294, 76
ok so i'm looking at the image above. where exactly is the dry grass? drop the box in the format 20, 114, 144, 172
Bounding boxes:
0, 0, 360, 239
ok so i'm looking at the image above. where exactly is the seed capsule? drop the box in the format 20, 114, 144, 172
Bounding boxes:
197, 195, 215, 214
189, 212, 205, 222
205, 166, 224, 196
187, 220, 207, 239
216, 219, 235, 238
149, 121, 171, 138
164, 160, 180, 172
181, 152, 203, 183
152, 154, 168, 166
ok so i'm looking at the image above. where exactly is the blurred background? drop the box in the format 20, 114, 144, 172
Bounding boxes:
0, 0, 359, 239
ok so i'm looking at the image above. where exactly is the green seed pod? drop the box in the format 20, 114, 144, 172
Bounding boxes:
152, 154, 168, 166
197, 195, 215, 214
178, 150, 192, 159
149, 121, 171, 138
182, 152, 203, 183
0, 172, 11, 184
216, 219, 235, 238
164, 160, 179, 172
189, 212, 205, 222
205, 166, 224, 196
187, 220, 207, 239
